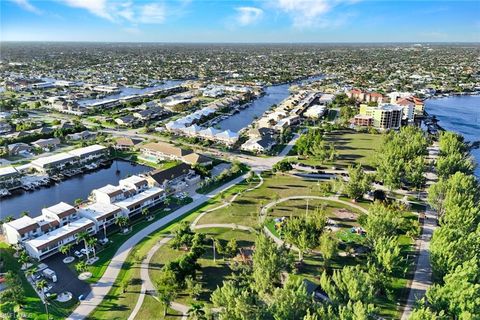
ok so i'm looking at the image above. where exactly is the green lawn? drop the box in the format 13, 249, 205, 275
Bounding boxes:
295, 130, 383, 169
197, 173, 335, 228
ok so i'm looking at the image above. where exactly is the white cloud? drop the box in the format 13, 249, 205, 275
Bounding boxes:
274, 0, 358, 27
9, 0, 42, 14
60, 0, 113, 21
138, 3, 166, 24
235, 7, 263, 26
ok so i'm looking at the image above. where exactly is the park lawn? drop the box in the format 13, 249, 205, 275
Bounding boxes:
134, 295, 182, 320
0, 243, 78, 320
295, 130, 383, 169
198, 173, 334, 228
148, 228, 256, 309
338, 196, 373, 210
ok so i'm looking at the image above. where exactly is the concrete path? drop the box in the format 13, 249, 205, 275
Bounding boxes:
401, 209, 437, 320
67, 174, 248, 320
128, 236, 173, 320
193, 223, 255, 232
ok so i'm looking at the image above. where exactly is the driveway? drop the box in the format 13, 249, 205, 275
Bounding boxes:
45, 253, 91, 299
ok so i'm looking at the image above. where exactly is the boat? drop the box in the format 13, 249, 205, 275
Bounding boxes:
0, 189, 10, 197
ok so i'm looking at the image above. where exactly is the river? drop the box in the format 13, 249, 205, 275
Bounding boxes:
0, 160, 152, 220
217, 75, 324, 132
425, 95, 480, 177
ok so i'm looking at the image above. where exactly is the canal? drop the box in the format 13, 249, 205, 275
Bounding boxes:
78, 80, 184, 106
0, 160, 152, 220
217, 75, 324, 132
426, 95, 480, 177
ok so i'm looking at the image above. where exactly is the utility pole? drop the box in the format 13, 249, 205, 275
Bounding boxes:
212, 238, 216, 263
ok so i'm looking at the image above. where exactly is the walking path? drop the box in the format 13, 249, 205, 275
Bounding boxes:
67, 174, 248, 320
128, 236, 173, 320
401, 210, 437, 320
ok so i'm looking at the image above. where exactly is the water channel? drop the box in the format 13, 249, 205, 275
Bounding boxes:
0, 160, 152, 220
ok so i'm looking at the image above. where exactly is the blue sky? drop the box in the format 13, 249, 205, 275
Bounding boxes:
1, 0, 479, 42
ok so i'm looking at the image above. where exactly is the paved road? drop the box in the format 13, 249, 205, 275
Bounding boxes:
401, 209, 436, 320
67, 174, 248, 320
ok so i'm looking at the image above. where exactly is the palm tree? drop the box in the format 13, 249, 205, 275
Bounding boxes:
59, 243, 73, 258
76, 231, 91, 260
36, 279, 48, 293
141, 207, 150, 220
75, 261, 88, 273
25, 267, 38, 281
115, 216, 129, 233
187, 303, 206, 320
18, 250, 29, 270
87, 237, 98, 259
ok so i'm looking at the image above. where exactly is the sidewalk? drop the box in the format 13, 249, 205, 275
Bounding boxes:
67, 174, 247, 320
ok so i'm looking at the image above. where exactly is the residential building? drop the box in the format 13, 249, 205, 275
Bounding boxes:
351, 115, 374, 127
67, 144, 108, 164
241, 136, 276, 153
79, 202, 123, 233
114, 137, 142, 150
31, 152, 77, 174
183, 153, 213, 166
147, 163, 193, 191
8, 142, 32, 156
114, 187, 165, 218
31, 138, 61, 151
140, 142, 192, 162
0, 166, 21, 189
41, 202, 79, 227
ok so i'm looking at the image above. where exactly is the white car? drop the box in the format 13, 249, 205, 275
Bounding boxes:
74, 251, 84, 258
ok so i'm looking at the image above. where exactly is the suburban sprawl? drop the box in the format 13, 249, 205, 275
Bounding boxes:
0, 43, 479, 320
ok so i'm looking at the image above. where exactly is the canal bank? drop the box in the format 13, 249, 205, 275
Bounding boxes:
0, 160, 152, 220
217, 74, 324, 132
425, 95, 480, 177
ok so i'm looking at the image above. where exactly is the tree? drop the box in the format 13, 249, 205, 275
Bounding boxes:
319, 232, 338, 267
362, 202, 404, 246
252, 234, 293, 294
36, 279, 48, 293
224, 238, 238, 258
272, 160, 292, 173
25, 267, 38, 280
76, 261, 88, 273
115, 216, 130, 232
0, 271, 25, 319
171, 221, 195, 250
186, 277, 203, 300
211, 281, 264, 320
405, 156, 426, 193
344, 165, 371, 201
76, 231, 91, 260
371, 236, 402, 275
269, 278, 313, 320
59, 243, 73, 257
187, 303, 207, 320
141, 207, 150, 220
18, 250, 29, 270
87, 237, 98, 259
156, 284, 177, 318
74, 198, 83, 207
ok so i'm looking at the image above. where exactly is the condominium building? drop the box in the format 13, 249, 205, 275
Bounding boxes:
358, 104, 403, 130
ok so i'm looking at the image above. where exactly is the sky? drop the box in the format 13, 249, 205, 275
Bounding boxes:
1, 0, 479, 42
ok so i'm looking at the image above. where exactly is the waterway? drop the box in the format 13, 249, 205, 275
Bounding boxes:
216, 75, 324, 132
78, 79, 184, 106
425, 95, 480, 177
0, 160, 152, 220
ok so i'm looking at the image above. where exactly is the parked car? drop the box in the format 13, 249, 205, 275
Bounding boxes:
99, 238, 109, 245
80, 248, 94, 255
74, 251, 84, 259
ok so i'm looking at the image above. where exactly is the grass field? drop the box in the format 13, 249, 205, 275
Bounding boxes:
197, 173, 335, 228
295, 129, 383, 169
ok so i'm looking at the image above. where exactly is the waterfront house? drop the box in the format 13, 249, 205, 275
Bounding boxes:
79, 202, 123, 233
3, 216, 42, 245
140, 142, 192, 162
147, 163, 193, 192
41, 202, 79, 227
114, 187, 165, 218
241, 136, 276, 153
31, 152, 78, 174
24, 217, 97, 260
67, 144, 108, 164
215, 130, 239, 145
0, 166, 21, 189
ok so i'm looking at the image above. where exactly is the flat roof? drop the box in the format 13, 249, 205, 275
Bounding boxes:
114, 187, 164, 210
25, 217, 94, 250
80, 202, 121, 220
0, 166, 18, 177
42, 202, 76, 218
68, 144, 107, 157
93, 184, 123, 196
120, 175, 148, 187
4, 216, 38, 232
31, 152, 77, 168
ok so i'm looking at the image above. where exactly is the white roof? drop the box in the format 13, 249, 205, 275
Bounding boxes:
0, 166, 18, 177
114, 187, 164, 209
31, 152, 77, 168
378, 104, 404, 111
42, 202, 76, 216
4, 216, 38, 231
165, 121, 186, 130
216, 130, 239, 139
68, 144, 106, 157
80, 202, 121, 220
25, 217, 94, 249
94, 184, 122, 195
119, 175, 147, 187
183, 124, 202, 134
199, 127, 220, 137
